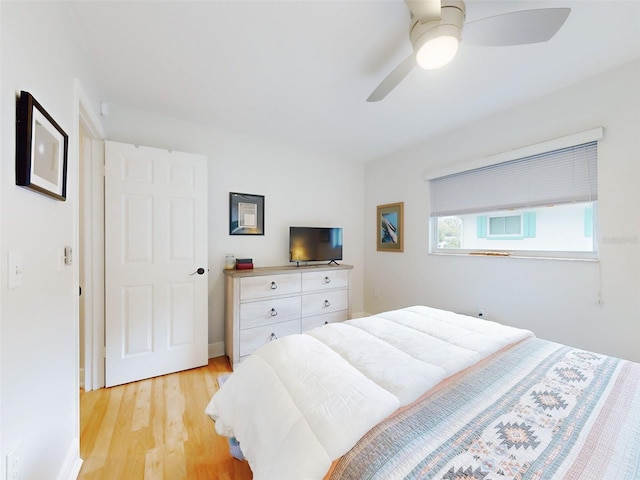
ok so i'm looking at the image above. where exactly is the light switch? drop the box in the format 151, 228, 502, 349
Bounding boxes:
64, 246, 73, 265
8, 252, 23, 289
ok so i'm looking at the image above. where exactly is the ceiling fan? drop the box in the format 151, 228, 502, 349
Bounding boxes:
367, 0, 570, 102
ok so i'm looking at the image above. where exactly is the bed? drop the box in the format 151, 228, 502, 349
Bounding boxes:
206, 305, 640, 480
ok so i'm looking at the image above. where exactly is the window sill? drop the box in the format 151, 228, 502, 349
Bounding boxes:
430, 251, 599, 262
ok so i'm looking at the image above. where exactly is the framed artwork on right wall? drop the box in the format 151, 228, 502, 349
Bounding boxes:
377, 201, 404, 252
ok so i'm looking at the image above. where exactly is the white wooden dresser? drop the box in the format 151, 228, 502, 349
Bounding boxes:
223, 264, 352, 368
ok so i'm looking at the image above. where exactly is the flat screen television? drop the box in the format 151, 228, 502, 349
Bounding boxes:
289, 226, 343, 265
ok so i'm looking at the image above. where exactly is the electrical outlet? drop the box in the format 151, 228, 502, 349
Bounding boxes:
6, 441, 21, 480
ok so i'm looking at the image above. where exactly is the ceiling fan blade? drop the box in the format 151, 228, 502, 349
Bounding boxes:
367, 54, 416, 102
464, 8, 571, 46
405, 0, 441, 21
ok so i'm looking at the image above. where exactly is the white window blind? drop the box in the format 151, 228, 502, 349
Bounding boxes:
430, 141, 597, 217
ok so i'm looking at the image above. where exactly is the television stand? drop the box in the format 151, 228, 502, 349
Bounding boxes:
328, 259, 339, 266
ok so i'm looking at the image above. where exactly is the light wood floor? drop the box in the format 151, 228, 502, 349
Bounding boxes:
78, 356, 253, 480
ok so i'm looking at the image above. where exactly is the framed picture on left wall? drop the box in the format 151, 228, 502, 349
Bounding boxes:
15, 91, 69, 200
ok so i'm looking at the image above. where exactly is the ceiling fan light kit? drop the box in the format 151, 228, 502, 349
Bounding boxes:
414, 24, 460, 70
411, 1, 465, 70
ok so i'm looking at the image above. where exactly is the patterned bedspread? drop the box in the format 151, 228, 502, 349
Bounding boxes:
329, 338, 640, 480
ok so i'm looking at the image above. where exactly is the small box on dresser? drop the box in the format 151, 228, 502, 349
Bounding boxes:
223, 264, 352, 369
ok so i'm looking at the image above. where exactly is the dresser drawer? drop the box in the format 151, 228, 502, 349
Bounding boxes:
302, 310, 349, 331
240, 273, 301, 301
239, 296, 301, 330
301, 269, 349, 292
239, 319, 300, 357
302, 289, 348, 317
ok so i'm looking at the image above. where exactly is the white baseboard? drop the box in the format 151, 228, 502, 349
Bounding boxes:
56, 438, 83, 480
208, 341, 225, 359
79, 367, 85, 390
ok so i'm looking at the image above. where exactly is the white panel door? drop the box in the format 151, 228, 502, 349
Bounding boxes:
105, 141, 208, 387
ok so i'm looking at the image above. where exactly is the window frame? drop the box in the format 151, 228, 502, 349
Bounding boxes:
426, 129, 602, 261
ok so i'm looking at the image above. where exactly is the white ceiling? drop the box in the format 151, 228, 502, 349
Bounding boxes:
68, 0, 640, 162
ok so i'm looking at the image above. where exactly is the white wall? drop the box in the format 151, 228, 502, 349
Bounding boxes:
364, 59, 640, 362
103, 105, 366, 351
1, 2, 102, 478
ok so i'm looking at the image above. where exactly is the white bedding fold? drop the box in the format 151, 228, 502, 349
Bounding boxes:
206, 305, 534, 480
306, 323, 446, 406
207, 334, 400, 480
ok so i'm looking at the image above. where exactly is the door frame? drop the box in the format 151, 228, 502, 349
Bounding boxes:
74, 80, 106, 392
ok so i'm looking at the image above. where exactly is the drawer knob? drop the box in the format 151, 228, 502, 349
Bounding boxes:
270, 308, 278, 317
270, 281, 278, 290
323, 276, 331, 284
267, 332, 278, 342
324, 299, 331, 307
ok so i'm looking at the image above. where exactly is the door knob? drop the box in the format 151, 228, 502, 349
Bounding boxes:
190, 267, 206, 275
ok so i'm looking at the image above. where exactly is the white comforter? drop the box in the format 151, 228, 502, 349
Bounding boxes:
205, 305, 533, 480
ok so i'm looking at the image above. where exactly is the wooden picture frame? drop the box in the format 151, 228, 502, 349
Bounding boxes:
229, 192, 265, 235
16, 91, 68, 201
377, 202, 404, 252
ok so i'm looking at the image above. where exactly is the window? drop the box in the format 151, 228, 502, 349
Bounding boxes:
429, 135, 599, 259
488, 215, 521, 236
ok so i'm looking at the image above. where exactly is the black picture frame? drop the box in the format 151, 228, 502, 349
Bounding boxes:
16, 91, 68, 201
229, 192, 265, 235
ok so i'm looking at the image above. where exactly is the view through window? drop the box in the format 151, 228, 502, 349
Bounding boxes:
435, 202, 596, 254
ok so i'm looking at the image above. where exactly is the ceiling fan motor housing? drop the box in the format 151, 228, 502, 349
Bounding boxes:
410, 0, 466, 63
